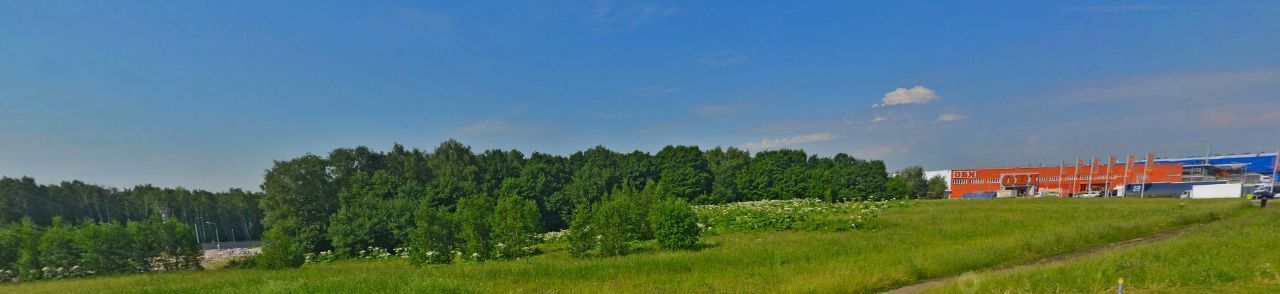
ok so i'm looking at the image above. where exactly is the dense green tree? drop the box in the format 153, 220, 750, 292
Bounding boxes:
854, 160, 891, 200
704, 147, 750, 204
654, 145, 711, 201
260, 154, 337, 253
927, 175, 949, 199
476, 149, 525, 195
328, 171, 415, 257
498, 153, 573, 230
618, 151, 658, 191
893, 166, 928, 199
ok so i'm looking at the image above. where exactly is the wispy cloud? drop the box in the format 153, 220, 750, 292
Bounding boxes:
1245, 5, 1280, 12
699, 51, 745, 67
628, 82, 683, 96
585, 111, 634, 120
585, 0, 680, 33
936, 113, 966, 122
1199, 110, 1240, 128
455, 119, 526, 135
1051, 69, 1280, 105
873, 86, 939, 107
1060, 5, 1171, 12
870, 115, 889, 123
694, 103, 746, 117
742, 133, 837, 150
394, 8, 453, 32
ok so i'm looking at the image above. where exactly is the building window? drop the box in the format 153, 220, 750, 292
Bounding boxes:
953, 179, 965, 184
970, 179, 982, 184
986, 179, 999, 183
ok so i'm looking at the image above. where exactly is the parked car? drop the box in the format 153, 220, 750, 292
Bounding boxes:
1074, 192, 1100, 198
1253, 185, 1275, 199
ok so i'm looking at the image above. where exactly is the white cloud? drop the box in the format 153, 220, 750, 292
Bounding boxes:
1200, 110, 1240, 128
936, 113, 966, 122
629, 82, 683, 96
874, 86, 939, 107
742, 133, 837, 150
699, 51, 745, 67
870, 115, 889, 123
1060, 5, 1170, 12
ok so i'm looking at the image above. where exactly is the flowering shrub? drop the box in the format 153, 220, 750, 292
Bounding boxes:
40, 266, 92, 280
694, 199, 905, 234
303, 250, 337, 264
0, 269, 15, 282
536, 230, 568, 243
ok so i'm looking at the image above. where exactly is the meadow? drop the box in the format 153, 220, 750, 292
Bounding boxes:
924, 201, 1280, 293
0, 198, 1249, 293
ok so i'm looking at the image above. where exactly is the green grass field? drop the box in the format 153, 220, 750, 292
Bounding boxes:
925, 201, 1280, 294
0, 198, 1251, 293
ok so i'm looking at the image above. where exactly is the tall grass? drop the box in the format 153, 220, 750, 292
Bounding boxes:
925, 204, 1280, 293
0, 198, 1247, 293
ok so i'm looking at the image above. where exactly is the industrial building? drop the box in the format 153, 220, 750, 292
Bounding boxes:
937, 152, 1279, 199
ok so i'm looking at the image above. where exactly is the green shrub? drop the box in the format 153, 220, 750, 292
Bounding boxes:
38, 217, 81, 274
256, 226, 304, 269
0, 225, 19, 274
651, 198, 700, 249
16, 218, 42, 281
566, 205, 595, 258
456, 196, 493, 262
593, 196, 643, 257
408, 205, 459, 266
76, 222, 137, 274
223, 256, 257, 269
490, 196, 542, 259
149, 219, 201, 271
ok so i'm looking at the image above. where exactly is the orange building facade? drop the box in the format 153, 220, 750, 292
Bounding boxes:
948, 161, 1184, 199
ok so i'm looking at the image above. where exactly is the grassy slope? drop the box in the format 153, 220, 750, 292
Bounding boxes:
1, 199, 1247, 293
925, 204, 1280, 294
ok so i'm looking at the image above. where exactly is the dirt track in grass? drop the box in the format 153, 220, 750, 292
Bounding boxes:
884, 223, 1201, 294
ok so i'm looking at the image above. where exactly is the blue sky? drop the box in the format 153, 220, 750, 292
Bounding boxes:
2, 1, 1279, 191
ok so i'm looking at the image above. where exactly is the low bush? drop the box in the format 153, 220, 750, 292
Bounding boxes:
651, 198, 700, 250
255, 226, 304, 269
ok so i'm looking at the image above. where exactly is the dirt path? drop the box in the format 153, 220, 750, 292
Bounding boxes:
883, 225, 1197, 294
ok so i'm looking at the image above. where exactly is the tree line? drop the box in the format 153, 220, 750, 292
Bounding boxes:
254, 140, 914, 268
0, 177, 265, 243
0, 217, 202, 282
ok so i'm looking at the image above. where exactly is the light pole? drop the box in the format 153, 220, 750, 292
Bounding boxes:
205, 222, 221, 250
